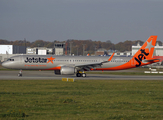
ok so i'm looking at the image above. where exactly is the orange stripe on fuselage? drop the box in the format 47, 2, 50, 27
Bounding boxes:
44, 66, 61, 70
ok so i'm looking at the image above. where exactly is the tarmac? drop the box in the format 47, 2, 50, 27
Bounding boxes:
0, 70, 163, 80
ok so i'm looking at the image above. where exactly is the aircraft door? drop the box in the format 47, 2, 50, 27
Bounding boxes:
19, 56, 24, 69
19, 56, 23, 64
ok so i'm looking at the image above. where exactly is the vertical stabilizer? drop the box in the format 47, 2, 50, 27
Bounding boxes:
133, 36, 157, 67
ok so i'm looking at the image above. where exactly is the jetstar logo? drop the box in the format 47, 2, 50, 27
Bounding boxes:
47, 56, 55, 64
24, 56, 55, 64
134, 49, 149, 67
25, 57, 47, 63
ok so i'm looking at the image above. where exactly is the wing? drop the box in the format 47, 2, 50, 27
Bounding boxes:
75, 53, 114, 71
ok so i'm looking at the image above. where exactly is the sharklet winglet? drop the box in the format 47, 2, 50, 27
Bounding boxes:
108, 53, 115, 61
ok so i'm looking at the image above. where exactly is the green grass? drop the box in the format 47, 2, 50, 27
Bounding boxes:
0, 80, 163, 120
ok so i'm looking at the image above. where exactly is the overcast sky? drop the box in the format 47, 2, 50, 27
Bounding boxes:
0, 0, 163, 43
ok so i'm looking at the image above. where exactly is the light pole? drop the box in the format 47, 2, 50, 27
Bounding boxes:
77, 47, 78, 56
69, 42, 73, 56
94, 46, 96, 55
83, 44, 85, 56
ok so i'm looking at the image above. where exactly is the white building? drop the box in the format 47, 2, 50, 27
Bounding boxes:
55, 48, 64, 55
114, 51, 132, 56
132, 42, 141, 56
0, 45, 26, 54
26, 48, 38, 54
38, 47, 47, 55
132, 42, 163, 56
26, 47, 54, 55
54, 43, 65, 55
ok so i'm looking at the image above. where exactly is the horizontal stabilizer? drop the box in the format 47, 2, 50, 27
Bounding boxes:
142, 58, 160, 63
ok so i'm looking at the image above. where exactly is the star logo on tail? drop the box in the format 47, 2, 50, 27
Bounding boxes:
145, 39, 154, 53
47, 56, 55, 64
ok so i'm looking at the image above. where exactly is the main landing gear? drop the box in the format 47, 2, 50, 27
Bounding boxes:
18, 70, 22, 77
76, 71, 86, 77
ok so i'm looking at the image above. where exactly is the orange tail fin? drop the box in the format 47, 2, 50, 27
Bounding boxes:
133, 35, 157, 67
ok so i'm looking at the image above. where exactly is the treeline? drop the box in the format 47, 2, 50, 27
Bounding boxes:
0, 39, 162, 55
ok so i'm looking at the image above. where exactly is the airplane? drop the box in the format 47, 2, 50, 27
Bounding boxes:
2, 36, 160, 77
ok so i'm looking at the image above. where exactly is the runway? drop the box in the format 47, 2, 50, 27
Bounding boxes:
0, 70, 163, 80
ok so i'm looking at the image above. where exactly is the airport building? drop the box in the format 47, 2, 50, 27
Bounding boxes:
27, 42, 66, 55
26, 47, 54, 55
113, 51, 132, 56
26, 47, 38, 54
95, 48, 107, 56
54, 43, 65, 55
0, 45, 26, 54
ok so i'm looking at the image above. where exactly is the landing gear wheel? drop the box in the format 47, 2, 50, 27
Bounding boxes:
82, 73, 86, 77
18, 73, 22, 77
76, 73, 81, 77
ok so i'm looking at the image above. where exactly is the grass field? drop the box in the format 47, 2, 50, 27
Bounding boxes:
0, 80, 163, 120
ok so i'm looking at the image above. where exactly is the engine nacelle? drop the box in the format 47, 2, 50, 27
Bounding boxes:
54, 66, 76, 75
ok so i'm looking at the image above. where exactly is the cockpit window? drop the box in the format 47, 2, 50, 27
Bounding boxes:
7, 59, 14, 61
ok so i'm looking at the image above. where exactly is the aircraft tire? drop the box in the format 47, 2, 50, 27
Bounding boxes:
76, 73, 81, 77
82, 73, 86, 77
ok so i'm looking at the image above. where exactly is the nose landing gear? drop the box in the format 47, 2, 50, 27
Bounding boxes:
18, 70, 22, 77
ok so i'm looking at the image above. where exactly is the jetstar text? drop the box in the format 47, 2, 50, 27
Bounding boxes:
134, 49, 149, 67
25, 57, 47, 63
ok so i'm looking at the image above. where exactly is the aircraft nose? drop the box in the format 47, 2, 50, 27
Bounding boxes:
2, 62, 10, 68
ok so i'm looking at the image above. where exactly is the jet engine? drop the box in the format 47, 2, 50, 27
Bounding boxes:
54, 66, 76, 75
